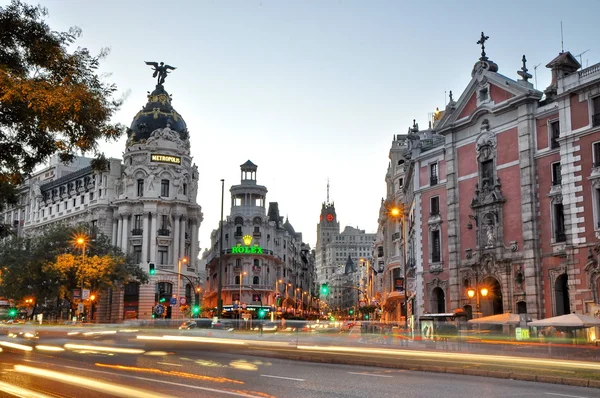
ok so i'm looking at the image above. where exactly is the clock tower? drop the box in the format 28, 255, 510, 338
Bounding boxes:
315, 181, 340, 286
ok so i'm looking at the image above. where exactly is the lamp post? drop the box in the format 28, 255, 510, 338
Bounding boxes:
217, 179, 225, 317
75, 234, 88, 321
177, 257, 188, 317
467, 284, 489, 316
389, 205, 409, 329
238, 270, 247, 321
275, 279, 283, 306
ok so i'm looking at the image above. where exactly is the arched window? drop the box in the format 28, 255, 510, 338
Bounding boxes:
555, 274, 570, 316
234, 275, 241, 285
253, 276, 260, 285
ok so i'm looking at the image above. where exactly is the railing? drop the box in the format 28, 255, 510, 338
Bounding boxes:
430, 176, 438, 186
578, 63, 600, 78
157, 228, 170, 236
253, 231, 262, 237
593, 113, 600, 128
131, 228, 143, 236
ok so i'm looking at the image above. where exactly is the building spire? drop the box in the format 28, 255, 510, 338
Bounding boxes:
517, 55, 532, 82
477, 32, 490, 61
327, 178, 330, 204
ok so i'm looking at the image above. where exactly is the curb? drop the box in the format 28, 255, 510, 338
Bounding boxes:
245, 349, 600, 389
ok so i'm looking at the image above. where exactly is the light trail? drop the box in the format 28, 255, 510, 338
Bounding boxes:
64, 343, 145, 354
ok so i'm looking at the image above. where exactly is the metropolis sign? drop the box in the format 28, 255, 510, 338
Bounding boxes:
231, 234, 263, 254
151, 154, 181, 165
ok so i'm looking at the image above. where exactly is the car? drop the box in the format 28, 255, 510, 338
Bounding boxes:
179, 318, 213, 330
252, 322, 278, 332
7, 330, 39, 340
211, 319, 234, 330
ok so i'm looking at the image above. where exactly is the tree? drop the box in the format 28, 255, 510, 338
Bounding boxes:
0, 223, 147, 311
0, 1, 124, 210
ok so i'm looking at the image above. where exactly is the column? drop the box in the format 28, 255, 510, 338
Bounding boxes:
173, 213, 181, 265
141, 212, 150, 264
191, 218, 198, 269
112, 216, 119, 246
149, 212, 157, 263
116, 216, 123, 250
121, 213, 130, 253
180, 216, 187, 264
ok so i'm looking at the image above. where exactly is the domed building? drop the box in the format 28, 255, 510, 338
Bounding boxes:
202, 161, 317, 320
4, 65, 203, 322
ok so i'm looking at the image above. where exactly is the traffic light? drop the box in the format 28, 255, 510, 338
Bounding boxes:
349, 309, 354, 315
258, 308, 267, 318
8, 308, 17, 317
320, 283, 330, 296
159, 297, 166, 303
149, 263, 156, 275
192, 306, 200, 316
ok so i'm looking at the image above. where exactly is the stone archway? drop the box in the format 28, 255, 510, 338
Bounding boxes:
554, 274, 570, 316
480, 277, 503, 316
430, 287, 446, 313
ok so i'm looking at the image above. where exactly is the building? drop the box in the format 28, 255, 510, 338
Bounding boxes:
202, 161, 317, 319
315, 194, 376, 315
1, 72, 203, 322
378, 34, 600, 330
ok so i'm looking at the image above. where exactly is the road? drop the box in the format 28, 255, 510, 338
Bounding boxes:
0, 330, 598, 397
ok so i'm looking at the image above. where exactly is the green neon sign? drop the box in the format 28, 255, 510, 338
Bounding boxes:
232, 246, 263, 254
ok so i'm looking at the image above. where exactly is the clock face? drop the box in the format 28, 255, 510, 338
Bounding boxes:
326, 213, 334, 222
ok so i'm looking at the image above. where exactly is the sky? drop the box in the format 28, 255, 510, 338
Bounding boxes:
10, 0, 600, 250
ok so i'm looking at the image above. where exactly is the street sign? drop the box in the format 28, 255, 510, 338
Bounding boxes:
179, 297, 186, 306
73, 289, 81, 300
241, 303, 247, 309
82, 289, 90, 300
242, 313, 250, 321
359, 301, 366, 307
155, 305, 165, 316
77, 303, 84, 313
170, 297, 177, 306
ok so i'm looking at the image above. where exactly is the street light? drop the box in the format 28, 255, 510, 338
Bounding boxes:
467, 285, 489, 315
177, 257, 188, 314
74, 233, 88, 321
389, 204, 409, 329
275, 279, 283, 306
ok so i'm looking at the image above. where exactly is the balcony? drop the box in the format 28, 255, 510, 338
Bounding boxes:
234, 231, 243, 238
593, 113, 600, 128
157, 228, 171, 236
430, 176, 438, 186
253, 231, 261, 237
131, 228, 143, 236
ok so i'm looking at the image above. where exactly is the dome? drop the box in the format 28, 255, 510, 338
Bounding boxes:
127, 85, 189, 143
283, 218, 296, 236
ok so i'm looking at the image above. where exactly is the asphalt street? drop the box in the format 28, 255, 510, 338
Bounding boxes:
0, 329, 598, 397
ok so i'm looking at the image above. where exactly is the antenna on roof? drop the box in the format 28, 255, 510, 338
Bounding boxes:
560, 21, 564, 53
327, 178, 330, 204
575, 49, 590, 66
533, 63, 542, 89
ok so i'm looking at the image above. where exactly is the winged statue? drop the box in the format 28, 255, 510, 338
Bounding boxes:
145, 61, 177, 85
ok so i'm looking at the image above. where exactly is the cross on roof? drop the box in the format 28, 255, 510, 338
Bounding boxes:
477, 32, 490, 61
517, 55, 532, 82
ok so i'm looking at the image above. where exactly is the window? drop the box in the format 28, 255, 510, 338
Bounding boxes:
132, 214, 142, 235
161, 215, 168, 229
235, 226, 242, 236
593, 96, 600, 127
595, 186, 600, 230
593, 142, 600, 168
431, 230, 441, 263
80, 195, 84, 205
73, 198, 76, 207
253, 276, 260, 285
429, 163, 438, 186
133, 245, 142, 263
550, 120, 560, 149
481, 159, 494, 187
235, 258, 241, 268
234, 275, 241, 285
398, 178, 403, 190
254, 259, 259, 267
554, 203, 566, 242
158, 245, 169, 264
183, 183, 187, 195
64, 202, 67, 210
479, 87, 488, 102
160, 179, 169, 197
89, 191, 94, 201
552, 162, 562, 186
430, 196, 440, 216
137, 179, 144, 196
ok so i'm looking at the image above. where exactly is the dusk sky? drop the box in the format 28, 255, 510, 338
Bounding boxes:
17, 0, 600, 250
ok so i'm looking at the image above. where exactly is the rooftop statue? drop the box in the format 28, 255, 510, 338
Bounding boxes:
145, 61, 176, 85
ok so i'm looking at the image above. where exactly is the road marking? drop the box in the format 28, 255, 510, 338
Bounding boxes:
545, 394, 592, 398
19, 361, 269, 398
157, 362, 183, 367
0, 380, 54, 397
348, 372, 394, 378
260, 374, 305, 381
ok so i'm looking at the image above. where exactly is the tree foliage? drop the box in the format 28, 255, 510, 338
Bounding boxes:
0, 0, 124, 210
0, 223, 147, 305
